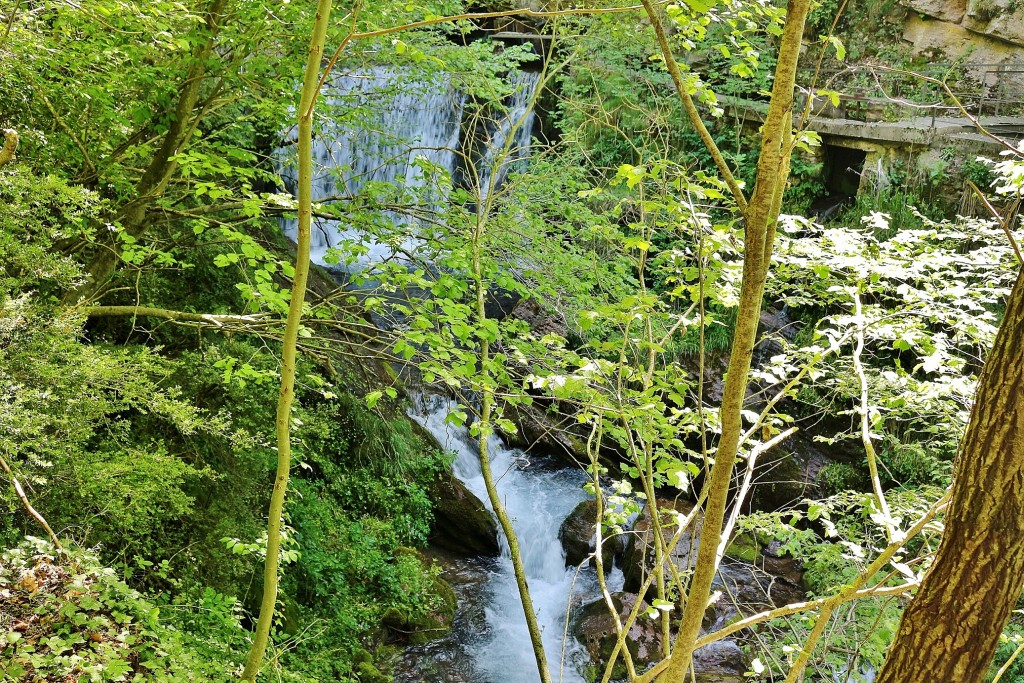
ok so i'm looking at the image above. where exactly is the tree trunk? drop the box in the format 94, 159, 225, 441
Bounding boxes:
238, 0, 331, 678
62, 0, 227, 305
876, 265, 1024, 683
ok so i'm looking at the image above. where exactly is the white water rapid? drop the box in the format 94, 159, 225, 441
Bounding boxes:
278, 67, 539, 271
411, 395, 620, 683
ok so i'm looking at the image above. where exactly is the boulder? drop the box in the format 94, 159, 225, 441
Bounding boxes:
427, 469, 500, 557
622, 498, 702, 595
571, 592, 663, 681
558, 499, 627, 568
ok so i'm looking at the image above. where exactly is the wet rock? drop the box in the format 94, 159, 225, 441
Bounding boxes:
427, 470, 500, 557
390, 558, 493, 683
693, 640, 747, 678
702, 558, 806, 635
622, 498, 702, 595
558, 499, 627, 569
572, 592, 663, 681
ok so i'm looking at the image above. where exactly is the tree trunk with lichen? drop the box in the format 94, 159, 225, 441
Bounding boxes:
635, 0, 810, 680
238, 0, 332, 678
875, 266, 1024, 683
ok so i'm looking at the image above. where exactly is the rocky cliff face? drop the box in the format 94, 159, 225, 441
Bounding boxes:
899, 0, 1024, 87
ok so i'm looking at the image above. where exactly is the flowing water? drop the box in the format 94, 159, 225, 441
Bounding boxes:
278, 67, 539, 271
409, 395, 620, 683
278, 67, 619, 680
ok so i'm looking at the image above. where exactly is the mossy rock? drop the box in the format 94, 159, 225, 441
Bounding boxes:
724, 531, 763, 563
381, 549, 457, 645
356, 660, 390, 683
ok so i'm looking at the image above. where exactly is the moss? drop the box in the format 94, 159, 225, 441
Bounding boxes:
356, 660, 390, 683
725, 531, 763, 563
380, 549, 456, 645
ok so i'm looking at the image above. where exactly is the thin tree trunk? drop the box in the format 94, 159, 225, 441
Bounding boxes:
239, 0, 331, 678
0, 128, 17, 168
643, 0, 809, 679
63, 0, 227, 305
875, 265, 1024, 683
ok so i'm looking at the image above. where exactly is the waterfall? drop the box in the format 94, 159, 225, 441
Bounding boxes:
278, 67, 540, 271
411, 395, 613, 683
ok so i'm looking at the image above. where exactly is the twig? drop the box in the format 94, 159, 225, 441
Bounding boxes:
0, 453, 62, 550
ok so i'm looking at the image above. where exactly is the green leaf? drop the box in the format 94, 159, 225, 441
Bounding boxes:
827, 36, 846, 61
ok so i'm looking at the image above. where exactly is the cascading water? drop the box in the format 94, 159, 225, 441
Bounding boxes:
277, 65, 609, 679
277, 67, 540, 271
410, 395, 618, 683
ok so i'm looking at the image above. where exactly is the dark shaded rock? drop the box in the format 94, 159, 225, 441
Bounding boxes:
510, 297, 567, 338
427, 470, 500, 557
559, 499, 627, 568
571, 592, 663, 681
484, 287, 522, 320
498, 398, 590, 467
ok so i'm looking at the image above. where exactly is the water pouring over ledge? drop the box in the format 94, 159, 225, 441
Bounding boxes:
277, 67, 540, 272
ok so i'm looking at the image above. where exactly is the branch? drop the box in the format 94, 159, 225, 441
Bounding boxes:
967, 180, 1023, 265
0, 453, 62, 551
716, 426, 798, 561
852, 288, 897, 542
85, 305, 272, 327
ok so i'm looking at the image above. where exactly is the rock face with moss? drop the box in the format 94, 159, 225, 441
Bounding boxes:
899, 0, 1024, 86
427, 470, 500, 557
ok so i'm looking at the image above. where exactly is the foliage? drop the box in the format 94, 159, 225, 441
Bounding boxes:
0, 537, 247, 682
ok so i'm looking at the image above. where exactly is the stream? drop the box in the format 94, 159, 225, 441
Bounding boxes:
403, 394, 622, 683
